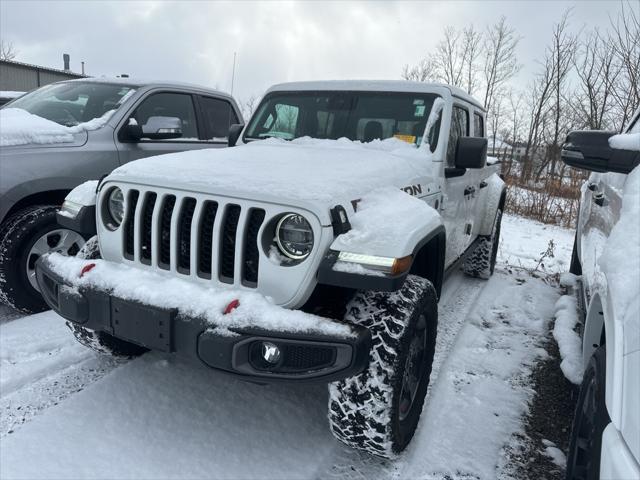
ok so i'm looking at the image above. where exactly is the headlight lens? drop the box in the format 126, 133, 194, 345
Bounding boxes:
275, 213, 314, 260
107, 188, 124, 227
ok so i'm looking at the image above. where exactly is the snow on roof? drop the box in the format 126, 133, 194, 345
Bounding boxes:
0, 108, 114, 147
267, 80, 485, 111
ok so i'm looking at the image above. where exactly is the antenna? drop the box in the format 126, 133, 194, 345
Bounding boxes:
231, 51, 237, 95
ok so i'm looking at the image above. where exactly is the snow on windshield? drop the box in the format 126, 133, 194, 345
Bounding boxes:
0, 108, 116, 147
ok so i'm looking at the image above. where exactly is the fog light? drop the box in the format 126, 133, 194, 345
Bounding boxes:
261, 342, 281, 364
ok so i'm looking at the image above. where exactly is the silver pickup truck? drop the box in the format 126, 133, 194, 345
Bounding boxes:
0, 78, 242, 312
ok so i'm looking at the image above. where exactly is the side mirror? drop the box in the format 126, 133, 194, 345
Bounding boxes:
455, 137, 487, 169
228, 123, 245, 147
141, 116, 183, 140
561, 130, 639, 174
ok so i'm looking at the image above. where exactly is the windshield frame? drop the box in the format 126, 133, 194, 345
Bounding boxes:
243, 89, 443, 147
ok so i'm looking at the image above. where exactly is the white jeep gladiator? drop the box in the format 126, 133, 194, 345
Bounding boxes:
36, 80, 506, 458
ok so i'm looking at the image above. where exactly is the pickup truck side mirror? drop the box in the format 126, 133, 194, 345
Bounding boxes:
122, 116, 183, 142
455, 137, 487, 169
561, 130, 639, 174
228, 123, 245, 147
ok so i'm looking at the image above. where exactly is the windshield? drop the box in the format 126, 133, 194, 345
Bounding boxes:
245, 91, 442, 148
5, 82, 136, 127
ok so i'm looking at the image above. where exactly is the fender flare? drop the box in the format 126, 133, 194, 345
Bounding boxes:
317, 225, 446, 292
477, 174, 506, 236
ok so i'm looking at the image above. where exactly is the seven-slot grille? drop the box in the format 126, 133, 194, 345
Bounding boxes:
121, 189, 266, 288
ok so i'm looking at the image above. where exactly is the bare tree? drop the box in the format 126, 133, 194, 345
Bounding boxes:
461, 25, 483, 95
0, 39, 18, 61
240, 95, 259, 122
482, 16, 521, 115
569, 30, 619, 130
607, 1, 640, 130
401, 58, 437, 82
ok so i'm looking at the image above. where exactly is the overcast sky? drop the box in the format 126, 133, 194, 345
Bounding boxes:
0, 1, 632, 102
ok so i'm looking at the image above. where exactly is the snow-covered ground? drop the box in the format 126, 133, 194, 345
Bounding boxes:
0, 214, 572, 480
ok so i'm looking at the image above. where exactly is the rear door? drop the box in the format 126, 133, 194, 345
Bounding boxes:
195, 95, 241, 144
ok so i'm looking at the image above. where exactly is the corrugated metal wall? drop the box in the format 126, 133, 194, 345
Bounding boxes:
0, 61, 84, 92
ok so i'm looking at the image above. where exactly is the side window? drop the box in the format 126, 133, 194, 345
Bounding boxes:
473, 112, 484, 138
131, 92, 198, 140
446, 106, 469, 166
200, 97, 239, 141
629, 116, 640, 134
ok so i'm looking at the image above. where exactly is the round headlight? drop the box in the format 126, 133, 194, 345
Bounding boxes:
107, 188, 124, 228
275, 213, 314, 260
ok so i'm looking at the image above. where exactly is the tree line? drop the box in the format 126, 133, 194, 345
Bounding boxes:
402, 3, 639, 226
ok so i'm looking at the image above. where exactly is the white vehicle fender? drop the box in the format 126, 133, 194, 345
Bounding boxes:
477, 173, 506, 236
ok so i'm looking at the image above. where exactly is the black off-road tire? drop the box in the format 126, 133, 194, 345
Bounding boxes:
463, 209, 502, 279
566, 346, 609, 480
328, 275, 438, 458
67, 322, 148, 358
0, 205, 85, 313
570, 234, 582, 276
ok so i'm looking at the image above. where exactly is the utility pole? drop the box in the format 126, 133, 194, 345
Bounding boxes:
231, 51, 237, 95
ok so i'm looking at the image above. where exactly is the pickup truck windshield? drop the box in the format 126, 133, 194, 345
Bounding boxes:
5, 82, 135, 127
244, 91, 441, 147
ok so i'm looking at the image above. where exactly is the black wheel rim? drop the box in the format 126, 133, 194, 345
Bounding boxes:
570, 374, 597, 480
398, 314, 427, 421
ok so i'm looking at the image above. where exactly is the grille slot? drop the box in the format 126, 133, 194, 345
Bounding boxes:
177, 198, 197, 274
197, 201, 218, 278
117, 188, 264, 290
158, 195, 176, 269
123, 190, 139, 259
140, 192, 157, 264
242, 209, 265, 286
219, 204, 241, 283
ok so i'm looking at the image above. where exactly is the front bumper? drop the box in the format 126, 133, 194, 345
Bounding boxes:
36, 258, 371, 383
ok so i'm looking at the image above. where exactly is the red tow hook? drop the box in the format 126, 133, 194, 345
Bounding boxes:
223, 299, 240, 315
79, 263, 96, 278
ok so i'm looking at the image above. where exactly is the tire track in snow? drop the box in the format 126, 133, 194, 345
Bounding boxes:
1, 355, 123, 437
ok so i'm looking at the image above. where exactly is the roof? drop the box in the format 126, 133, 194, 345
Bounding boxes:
266, 80, 485, 111
0, 59, 86, 78
63, 77, 233, 99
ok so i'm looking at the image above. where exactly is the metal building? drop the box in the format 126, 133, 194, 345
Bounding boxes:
0, 56, 87, 93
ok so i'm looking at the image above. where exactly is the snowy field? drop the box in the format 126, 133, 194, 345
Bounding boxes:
0, 214, 574, 480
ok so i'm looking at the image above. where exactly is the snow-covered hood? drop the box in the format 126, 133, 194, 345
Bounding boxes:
0, 108, 113, 148
107, 137, 433, 220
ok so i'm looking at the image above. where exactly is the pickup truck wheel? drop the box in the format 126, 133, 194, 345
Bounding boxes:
0, 205, 86, 313
67, 322, 148, 358
566, 346, 609, 480
328, 275, 438, 458
463, 209, 502, 279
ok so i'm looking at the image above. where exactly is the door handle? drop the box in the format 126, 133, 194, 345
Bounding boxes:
464, 186, 476, 196
479, 181, 488, 189
593, 193, 607, 207
588, 183, 598, 191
